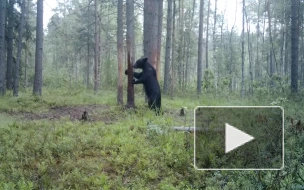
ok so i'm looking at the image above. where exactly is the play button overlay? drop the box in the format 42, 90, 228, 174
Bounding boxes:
194, 106, 284, 170
225, 123, 255, 153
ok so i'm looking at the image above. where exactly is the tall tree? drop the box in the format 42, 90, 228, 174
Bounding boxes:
14, 0, 26, 96
6, 0, 15, 90
163, 0, 173, 94
291, 0, 299, 93
126, 0, 135, 108
33, 0, 43, 95
94, 0, 99, 93
117, 0, 123, 104
197, 0, 204, 95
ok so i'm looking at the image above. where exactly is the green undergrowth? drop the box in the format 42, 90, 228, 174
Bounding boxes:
0, 88, 303, 189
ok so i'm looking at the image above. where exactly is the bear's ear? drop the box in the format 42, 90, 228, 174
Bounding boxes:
143, 58, 148, 62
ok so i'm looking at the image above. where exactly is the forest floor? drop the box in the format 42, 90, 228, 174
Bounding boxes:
1, 104, 117, 123
0, 88, 302, 189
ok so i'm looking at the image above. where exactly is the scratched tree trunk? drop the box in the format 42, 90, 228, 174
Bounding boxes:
126, 0, 135, 108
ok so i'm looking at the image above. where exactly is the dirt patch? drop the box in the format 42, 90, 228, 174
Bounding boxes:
6, 104, 118, 124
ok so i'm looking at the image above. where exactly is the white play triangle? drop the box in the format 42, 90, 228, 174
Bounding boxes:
225, 123, 255, 153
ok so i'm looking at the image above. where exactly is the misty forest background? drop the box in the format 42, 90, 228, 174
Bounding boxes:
0, 0, 304, 189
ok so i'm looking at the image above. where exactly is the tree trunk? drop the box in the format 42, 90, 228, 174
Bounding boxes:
241, 0, 245, 98
267, 1, 278, 77
185, 0, 195, 89
117, 0, 123, 105
156, 0, 163, 80
33, 0, 43, 96
163, 0, 173, 94
177, 0, 184, 88
213, 0, 218, 89
197, 0, 204, 95
143, 0, 158, 69
126, 0, 135, 108
291, 0, 299, 93
244, 5, 253, 95
0, 0, 6, 95
86, 29, 90, 88
170, 0, 176, 96
24, 39, 28, 88
6, 0, 15, 90
255, 0, 260, 79
14, 0, 26, 96
94, 0, 99, 93
205, 0, 210, 69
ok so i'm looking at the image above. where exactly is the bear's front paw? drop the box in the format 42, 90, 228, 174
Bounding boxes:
125, 69, 128, 75
132, 79, 136, 84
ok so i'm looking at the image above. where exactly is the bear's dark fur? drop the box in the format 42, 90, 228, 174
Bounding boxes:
125, 57, 161, 115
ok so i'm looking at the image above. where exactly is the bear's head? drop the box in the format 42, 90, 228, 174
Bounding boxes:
133, 57, 148, 69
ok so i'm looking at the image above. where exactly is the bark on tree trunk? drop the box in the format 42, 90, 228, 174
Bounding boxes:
143, 0, 158, 69
197, 0, 204, 95
163, 0, 173, 94
6, 0, 15, 90
291, 0, 299, 93
14, 0, 26, 96
205, 0, 210, 69
117, 0, 124, 105
0, 0, 6, 95
241, 0, 245, 98
33, 0, 43, 96
87, 30, 90, 88
212, 0, 217, 89
156, 0, 163, 80
94, 0, 99, 93
244, 6, 253, 95
126, 0, 135, 108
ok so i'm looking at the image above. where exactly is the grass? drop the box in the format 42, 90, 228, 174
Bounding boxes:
0, 87, 303, 189
0, 113, 18, 127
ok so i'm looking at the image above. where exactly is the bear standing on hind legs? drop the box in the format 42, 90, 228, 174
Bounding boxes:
125, 57, 162, 115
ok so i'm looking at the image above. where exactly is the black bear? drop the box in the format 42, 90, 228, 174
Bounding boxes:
125, 57, 161, 115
